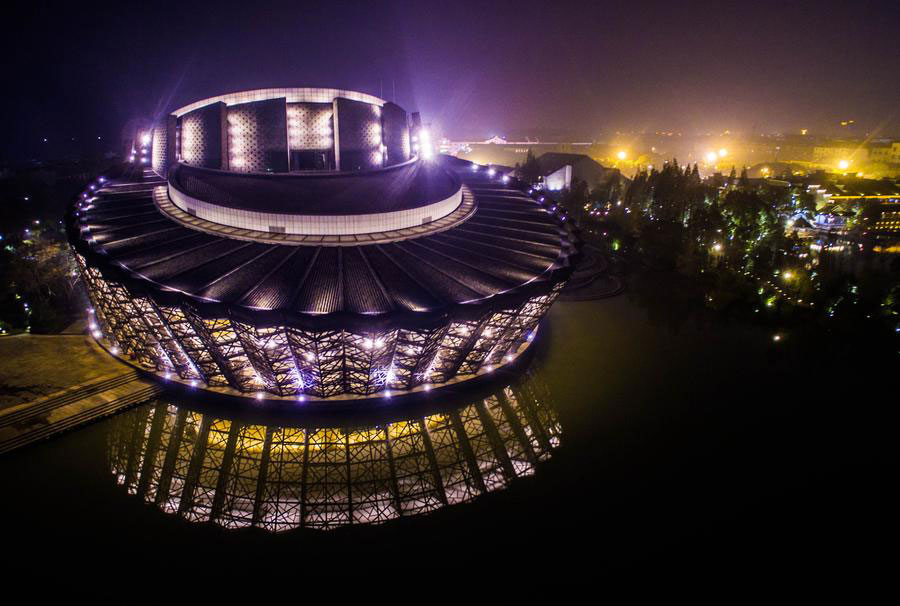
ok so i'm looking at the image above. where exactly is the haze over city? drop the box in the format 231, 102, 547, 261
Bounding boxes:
4, 0, 899, 163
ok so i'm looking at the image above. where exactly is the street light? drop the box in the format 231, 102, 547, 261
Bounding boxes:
617, 151, 626, 160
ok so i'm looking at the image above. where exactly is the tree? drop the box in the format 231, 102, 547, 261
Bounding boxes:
796, 190, 817, 217
561, 179, 589, 225
519, 149, 541, 185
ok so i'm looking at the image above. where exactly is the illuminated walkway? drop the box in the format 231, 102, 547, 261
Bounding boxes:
0, 369, 161, 454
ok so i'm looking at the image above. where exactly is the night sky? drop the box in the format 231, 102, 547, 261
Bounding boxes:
3, 0, 899, 161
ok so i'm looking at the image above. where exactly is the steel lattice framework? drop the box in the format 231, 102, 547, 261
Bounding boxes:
70, 155, 577, 402
78, 250, 562, 398
108, 368, 562, 530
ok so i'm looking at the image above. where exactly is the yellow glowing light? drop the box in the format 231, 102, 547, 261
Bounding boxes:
838, 159, 849, 170
705, 152, 717, 163
617, 151, 627, 160
718, 148, 727, 157
782, 271, 793, 280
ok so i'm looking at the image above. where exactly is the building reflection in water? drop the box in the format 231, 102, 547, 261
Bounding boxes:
108, 368, 561, 531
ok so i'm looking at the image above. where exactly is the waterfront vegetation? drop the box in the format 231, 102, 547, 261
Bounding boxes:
550, 160, 900, 351
0, 159, 132, 334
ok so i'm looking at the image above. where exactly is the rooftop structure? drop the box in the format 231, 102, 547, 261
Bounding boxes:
69, 88, 578, 404
534, 152, 622, 191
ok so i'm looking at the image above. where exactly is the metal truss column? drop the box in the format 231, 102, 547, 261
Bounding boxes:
509, 383, 556, 454
136, 403, 169, 499
474, 400, 518, 482
418, 420, 449, 506
344, 431, 354, 520
122, 406, 152, 489
182, 308, 244, 389
155, 408, 189, 506
449, 410, 488, 494
210, 422, 241, 523
382, 426, 406, 516
250, 426, 275, 527
299, 428, 311, 528
495, 390, 539, 466
177, 415, 212, 517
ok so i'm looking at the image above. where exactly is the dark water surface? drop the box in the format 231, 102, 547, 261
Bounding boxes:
1, 295, 893, 574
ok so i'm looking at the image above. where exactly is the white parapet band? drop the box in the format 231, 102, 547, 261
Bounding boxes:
168, 181, 463, 236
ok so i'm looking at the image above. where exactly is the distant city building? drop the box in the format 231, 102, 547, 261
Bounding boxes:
802, 173, 900, 233
774, 134, 816, 163
534, 153, 621, 191
875, 210, 900, 233
441, 133, 899, 180
866, 141, 894, 165
443, 137, 614, 169
812, 140, 869, 168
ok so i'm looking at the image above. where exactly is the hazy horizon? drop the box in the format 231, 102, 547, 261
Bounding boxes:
3, 0, 899, 161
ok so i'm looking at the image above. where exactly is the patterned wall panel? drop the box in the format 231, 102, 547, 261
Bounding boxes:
287, 102, 333, 150
151, 115, 177, 178
226, 98, 289, 173
151, 124, 168, 177
179, 102, 226, 169
381, 102, 410, 166
334, 97, 383, 171
287, 102, 334, 170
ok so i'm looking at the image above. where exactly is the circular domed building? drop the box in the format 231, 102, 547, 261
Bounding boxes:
68, 88, 577, 403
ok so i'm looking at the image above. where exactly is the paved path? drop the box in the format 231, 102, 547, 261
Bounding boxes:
0, 370, 162, 455
0, 333, 130, 411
